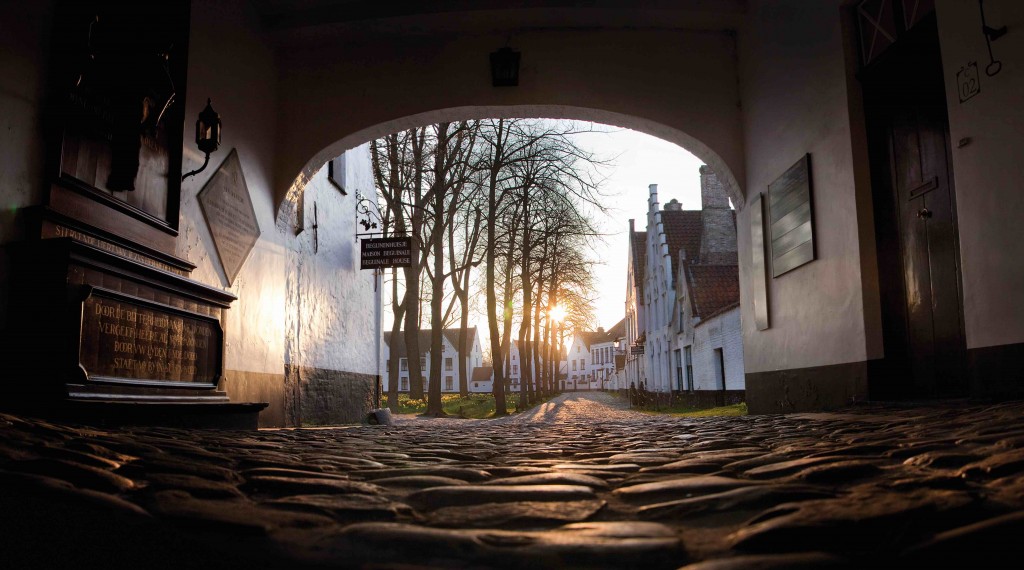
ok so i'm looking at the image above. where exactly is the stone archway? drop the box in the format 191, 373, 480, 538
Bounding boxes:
275, 105, 744, 229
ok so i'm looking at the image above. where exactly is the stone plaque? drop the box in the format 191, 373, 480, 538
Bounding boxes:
80, 289, 221, 385
199, 149, 261, 285
750, 193, 770, 330
768, 154, 815, 278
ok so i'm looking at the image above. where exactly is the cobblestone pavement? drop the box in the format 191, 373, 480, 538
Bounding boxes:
3, 393, 1024, 569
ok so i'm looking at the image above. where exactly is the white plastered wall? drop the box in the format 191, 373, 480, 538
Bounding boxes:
737, 0, 874, 375
179, 0, 285, 378
692, 308, 745, 391
286, 145, 381, 377
935, 0, 1024, 350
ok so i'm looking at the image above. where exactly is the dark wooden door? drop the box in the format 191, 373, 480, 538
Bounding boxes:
887, 103, 966, 396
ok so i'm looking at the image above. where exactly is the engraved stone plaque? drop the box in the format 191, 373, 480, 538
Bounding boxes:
768, 154, 815, 278
750, 193, 770, 330
199, 149, 260, 285
80, 289, 221, 385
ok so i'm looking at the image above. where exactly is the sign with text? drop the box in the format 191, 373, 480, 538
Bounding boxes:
361, 237, 412, 269
80, 290, 221, 385
198, 149, 261, 286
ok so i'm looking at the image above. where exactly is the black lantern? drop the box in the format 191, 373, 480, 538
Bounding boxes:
183, 99, 222, 180
490, 47, 520, 87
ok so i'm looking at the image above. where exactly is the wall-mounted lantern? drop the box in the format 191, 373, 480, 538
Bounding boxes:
183, 98, 222, 180
490, 47, 520, 87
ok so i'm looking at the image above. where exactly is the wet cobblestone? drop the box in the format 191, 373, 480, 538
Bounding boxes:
2, 393, 1024, 568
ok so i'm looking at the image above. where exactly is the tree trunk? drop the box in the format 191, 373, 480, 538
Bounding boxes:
404, 259, 424, 400
485, 122, 507, 417
387, 267, 405, 411
458, 290, 470, 397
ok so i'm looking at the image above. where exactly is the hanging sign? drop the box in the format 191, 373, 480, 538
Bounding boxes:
361, 237, 412, 269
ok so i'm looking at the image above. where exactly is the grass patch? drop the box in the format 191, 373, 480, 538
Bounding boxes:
381, 393, 546, 419
642, 402, 749, 417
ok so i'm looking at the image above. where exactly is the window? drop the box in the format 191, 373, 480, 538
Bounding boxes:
445, 357, 453, 371
400, 358, 408, 372
513, 364, 519, 375
572, 361, 577, 371
512, 353, 516, 361
445, 376, 453, 390
400, 377, 408, 391
420, 357, 426, 371
577, 345, 580, 353
684, 346, 693, 392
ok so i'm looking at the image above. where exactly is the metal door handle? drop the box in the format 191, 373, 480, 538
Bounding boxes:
917, 208, 932, 219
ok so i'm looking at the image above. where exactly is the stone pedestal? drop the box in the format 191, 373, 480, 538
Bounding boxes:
3, 211, 266, 428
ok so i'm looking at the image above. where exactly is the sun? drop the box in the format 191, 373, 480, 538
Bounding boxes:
548, 304, 568, 323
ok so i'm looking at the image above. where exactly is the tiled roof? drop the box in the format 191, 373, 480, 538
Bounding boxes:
686, 264, 740, 320
660, 209, 703, 289
577, 323, 622, 349
471, 366, 493, 382
384, 327, 477, 358
630, 230, 647, 298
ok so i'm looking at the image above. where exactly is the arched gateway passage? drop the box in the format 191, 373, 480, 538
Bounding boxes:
267, 23, 747, 228
277, 106, 744, 228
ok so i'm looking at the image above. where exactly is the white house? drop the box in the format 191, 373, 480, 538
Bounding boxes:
637, 167, 744, 403
672, 168, 744, 399
566, 321, 623, 391
624, 222, 647, 393
383, 328, 483, 393
470, 366, 493, 393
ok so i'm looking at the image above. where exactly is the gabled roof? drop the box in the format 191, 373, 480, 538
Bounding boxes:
660, 209, 703, 289
576, 322, 623, 349
685, 264, 740, 320
384, 327, 478, 358
471, 366, 493, 382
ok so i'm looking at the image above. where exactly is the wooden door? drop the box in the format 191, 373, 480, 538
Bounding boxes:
888, 104, 966, 395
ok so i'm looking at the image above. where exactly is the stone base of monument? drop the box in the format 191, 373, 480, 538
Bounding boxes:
56, 400, 268, 429
2, 228, 268, 429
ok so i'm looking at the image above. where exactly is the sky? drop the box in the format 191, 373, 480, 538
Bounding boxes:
570, 125, 705, 331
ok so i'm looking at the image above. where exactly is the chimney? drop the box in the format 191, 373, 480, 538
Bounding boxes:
700, 165, 730, 209
697, 166, 738, 264
597, 327, 605, 333
663, 198, 682, 211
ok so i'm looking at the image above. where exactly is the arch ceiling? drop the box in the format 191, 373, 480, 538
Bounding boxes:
275, 106, 744, 228
254, 0, 749, 227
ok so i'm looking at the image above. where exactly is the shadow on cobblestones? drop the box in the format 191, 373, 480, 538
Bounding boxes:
3, 394, 1024, 568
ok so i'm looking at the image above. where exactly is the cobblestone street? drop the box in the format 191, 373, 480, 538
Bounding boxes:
4, 393, 1024, 568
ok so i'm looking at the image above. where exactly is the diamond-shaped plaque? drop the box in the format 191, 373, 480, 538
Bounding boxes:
198, 149, 260, 285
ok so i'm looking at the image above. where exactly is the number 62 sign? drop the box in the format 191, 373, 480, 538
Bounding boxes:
957, 62, 980, 103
